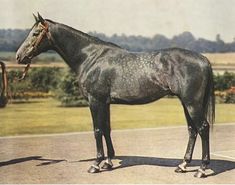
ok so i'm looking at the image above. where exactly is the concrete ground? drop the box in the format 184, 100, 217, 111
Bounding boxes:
0, 123, 234, 184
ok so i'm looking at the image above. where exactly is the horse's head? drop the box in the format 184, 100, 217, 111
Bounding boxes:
16, 13, 52, 64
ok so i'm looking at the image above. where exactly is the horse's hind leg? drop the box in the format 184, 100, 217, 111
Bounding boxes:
101, 104, 115, 170
194, 119, 210, 178
179, 102, 210, 178
175, 103, 198, 173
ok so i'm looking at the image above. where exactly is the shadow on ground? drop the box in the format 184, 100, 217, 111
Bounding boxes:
0, 156, 66, 167
80, 155, 235, 176
1, 155, 234, 177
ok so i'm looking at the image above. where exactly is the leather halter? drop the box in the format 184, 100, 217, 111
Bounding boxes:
18, 21, 66, 81
29, 22, 50, 55
33, 21, 66, 59
17, 22, 49, 81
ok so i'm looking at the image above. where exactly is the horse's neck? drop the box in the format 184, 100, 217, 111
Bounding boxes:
50, 23, 102, 72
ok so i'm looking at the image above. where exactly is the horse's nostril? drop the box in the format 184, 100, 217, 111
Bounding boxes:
16, 54, 21, 62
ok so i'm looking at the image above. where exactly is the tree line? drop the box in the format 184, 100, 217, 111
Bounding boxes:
1, 29, 235, 53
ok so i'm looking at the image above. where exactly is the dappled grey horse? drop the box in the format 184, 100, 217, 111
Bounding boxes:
16, 13, 215, 178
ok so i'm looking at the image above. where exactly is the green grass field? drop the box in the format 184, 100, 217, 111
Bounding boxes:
0, 98, 234, 136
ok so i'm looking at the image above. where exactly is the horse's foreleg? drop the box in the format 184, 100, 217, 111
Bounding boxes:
87, 128, 104, 173
88, 96, 107, 173
102, 105, 115, 170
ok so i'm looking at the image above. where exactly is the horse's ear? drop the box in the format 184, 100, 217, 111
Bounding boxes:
37, 12, 45, 25
33, 13, 39, 23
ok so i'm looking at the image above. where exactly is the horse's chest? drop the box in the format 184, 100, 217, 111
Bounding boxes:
78, 67, 111, 98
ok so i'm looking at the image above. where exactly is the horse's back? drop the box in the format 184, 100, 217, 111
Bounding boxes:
79, 47, 212, 105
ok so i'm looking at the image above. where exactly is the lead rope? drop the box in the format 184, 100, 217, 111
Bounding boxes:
17, 63, 31, 81
2, 63, 31, 105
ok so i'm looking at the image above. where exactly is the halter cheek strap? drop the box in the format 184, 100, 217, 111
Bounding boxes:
31, 23, 49, 53
38, 22, 67, 60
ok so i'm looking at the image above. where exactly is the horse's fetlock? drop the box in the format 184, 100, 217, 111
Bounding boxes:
184, 154, 192, 163
96, 153, 105, 161
202, 158, 210, 166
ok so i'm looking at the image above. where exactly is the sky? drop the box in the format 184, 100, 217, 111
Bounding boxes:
0, 0, 235, 42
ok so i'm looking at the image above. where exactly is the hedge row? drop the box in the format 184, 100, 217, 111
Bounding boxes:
0, 67, 87, 106
6, 67, 61, 92
0, 68, 235, 105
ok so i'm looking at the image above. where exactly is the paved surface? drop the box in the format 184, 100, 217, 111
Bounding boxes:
0, 123, 234, 184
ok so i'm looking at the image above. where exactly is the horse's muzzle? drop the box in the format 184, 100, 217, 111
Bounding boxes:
16, 54, 31, 65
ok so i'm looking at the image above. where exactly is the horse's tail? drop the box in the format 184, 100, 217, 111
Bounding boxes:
204, 64, 215, 127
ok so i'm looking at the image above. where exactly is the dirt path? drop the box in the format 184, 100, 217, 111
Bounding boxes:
0, 124, 234, 184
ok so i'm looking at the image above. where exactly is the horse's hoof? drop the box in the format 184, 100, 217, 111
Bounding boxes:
101, 162, 113, 170
175, 166, 186, 173
88, 165, 100, 173
194, 169, 206, 178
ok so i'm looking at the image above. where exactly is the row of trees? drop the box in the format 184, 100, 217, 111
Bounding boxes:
1, 28, 235, 53
90, 32, 235, 53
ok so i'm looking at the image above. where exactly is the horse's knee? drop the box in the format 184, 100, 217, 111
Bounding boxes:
94, 128, 103, 138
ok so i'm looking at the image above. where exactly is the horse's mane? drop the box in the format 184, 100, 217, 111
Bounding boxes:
46, 19, 121, 49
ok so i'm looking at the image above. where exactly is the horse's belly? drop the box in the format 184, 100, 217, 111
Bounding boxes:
110, 82, 169, 105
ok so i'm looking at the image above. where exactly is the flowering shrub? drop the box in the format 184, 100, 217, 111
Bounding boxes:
215, 86, 235, 103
